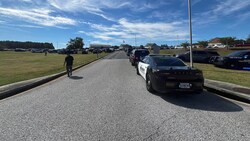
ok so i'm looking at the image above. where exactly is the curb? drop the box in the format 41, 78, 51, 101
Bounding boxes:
204, 79, 250, 104
0, 55, 110, 100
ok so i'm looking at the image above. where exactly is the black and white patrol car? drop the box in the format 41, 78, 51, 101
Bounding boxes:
137, 55, 204, 94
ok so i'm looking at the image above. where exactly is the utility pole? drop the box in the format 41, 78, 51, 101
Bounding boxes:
177, 35, 179, 46
135, 34, 137, 47
188, 0, 193, 68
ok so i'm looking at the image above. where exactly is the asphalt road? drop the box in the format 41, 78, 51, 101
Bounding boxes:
0, 51, 249, 141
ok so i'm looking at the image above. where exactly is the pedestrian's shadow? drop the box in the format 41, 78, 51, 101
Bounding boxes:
69, 76, 83, 80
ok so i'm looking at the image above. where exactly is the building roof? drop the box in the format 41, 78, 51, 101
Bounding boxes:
209, 38, 221, 43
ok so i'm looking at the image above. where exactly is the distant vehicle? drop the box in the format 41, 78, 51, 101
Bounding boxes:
92, 49, 102, 54
176, 50, 220, 63
119, 47, 123, 50
48, 49, 57, 53
15, 48, 26, 52
126, 47, 133, 56
31, 49, 43, 53
207, 43, 226, 48
82, 49, 88, 54
213, 50, 250, 69
129, 49, 150, 66
68, 49, 78, 54
137, 55, 204, 93
104, 48, 114, 53
57, 49, 77, 54
174, 45, 184, 49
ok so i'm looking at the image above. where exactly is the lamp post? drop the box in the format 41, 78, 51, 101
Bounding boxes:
188, 0, 193, 67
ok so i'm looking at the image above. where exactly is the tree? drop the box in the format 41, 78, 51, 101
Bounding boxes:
219, 37, 236, 46
246, 35, 250, 43
197, 41, 208, 48
181, 42, 189, 49
67, 37, 84, 50
234, 39, 246, 45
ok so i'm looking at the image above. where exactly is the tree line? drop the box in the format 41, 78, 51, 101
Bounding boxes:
181, 35, 250, 48
0, 41, 54, 49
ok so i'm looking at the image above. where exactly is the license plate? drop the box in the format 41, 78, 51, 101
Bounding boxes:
179, 83, 191, 89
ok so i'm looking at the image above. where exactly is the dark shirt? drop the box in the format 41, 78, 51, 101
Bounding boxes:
65, 55, 74, 66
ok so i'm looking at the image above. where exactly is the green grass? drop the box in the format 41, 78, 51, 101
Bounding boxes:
160, 49, 250, 87
189, 63, 250, 87
0, 51, 109, 86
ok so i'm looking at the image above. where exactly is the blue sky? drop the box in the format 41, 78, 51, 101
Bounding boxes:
0, 0, 250, 48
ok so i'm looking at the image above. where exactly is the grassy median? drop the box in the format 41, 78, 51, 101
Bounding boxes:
160, 49, 250, 87
0, 51, 109, 86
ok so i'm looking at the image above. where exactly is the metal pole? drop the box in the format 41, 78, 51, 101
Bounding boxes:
135, 34, 137, 47
188, 0, 193, 67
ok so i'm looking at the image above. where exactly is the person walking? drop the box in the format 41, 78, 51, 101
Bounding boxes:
64, 52, 74, 77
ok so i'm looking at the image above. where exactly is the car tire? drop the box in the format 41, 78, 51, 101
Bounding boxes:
146, 73, 155, 93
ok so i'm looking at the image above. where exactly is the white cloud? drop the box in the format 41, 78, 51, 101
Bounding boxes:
0, 7, 77, 27
19, 0, 32, 2
213, 0, 250, 15
192, 0, 202, 5
79, 18, 189, 43
195, 0, 250, 25
0, 20, 6, 23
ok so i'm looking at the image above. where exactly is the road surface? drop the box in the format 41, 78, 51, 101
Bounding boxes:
0, 51, 249, 141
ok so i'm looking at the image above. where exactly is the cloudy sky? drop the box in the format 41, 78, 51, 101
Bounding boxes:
0, 0, 250, 48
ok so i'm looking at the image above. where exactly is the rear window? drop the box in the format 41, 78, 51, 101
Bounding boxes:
152, 57, 186, 66
135, 50, 149, 56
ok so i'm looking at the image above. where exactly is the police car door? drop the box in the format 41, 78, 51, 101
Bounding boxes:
140, 57, 149, 80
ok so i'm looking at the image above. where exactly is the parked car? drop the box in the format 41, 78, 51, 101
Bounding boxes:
174, 45, 184, 49
213, 50, 250, 69
104, 48, 114, 53
31, 49, 44, 53
57, 49, 77, 54
129, 49, 150, 66
15, 48, 26, 52
82, 49, 88, 54
92, 49, 102, 54
176, 50, 220, 63
137, 55, 204, 93
48, 49, 57, 53
126, 47, 133, 56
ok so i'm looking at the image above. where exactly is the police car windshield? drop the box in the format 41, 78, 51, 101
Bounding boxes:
152, 57, 186, 66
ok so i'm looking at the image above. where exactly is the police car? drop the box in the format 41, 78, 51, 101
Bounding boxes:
137, 55, 204, 94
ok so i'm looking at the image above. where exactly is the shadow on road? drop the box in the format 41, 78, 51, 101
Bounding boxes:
69, 76, 83, 80
154, 91, 243, 112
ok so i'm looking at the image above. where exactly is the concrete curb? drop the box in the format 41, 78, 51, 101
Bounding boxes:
0, 55, 109, 100
204, 79, 250, 104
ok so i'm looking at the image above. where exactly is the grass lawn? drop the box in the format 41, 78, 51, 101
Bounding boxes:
160, 49, 250, 87
0, 51, 109, 86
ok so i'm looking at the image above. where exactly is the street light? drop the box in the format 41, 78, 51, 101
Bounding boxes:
188, 0, 193, 67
